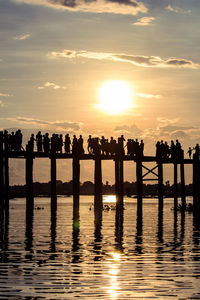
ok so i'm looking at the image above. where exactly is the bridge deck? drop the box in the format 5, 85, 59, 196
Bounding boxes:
3, 151, 193, 164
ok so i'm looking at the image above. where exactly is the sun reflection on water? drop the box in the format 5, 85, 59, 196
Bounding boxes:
106, 252, 121, 299
103, 195, 116, 203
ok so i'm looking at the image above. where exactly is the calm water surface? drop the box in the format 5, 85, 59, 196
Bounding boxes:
1, 196, 200, 299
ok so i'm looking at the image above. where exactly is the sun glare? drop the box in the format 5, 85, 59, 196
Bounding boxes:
98, 80, 133, 115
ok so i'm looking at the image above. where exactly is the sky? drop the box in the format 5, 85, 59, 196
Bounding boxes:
0, 0, 200, 184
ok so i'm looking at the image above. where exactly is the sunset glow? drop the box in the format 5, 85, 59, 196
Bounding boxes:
98, 80, 133, 115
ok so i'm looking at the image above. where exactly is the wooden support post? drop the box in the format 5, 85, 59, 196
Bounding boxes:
119, 159, 124, 197
173, 163, 178, 210
180, 162, 186, 209
136, 161, 143, 211
4, 154, 9, 200
50, 155, 57, 199
158, 208, 163, 243
73, 157, 80, 196
193, 154, 200, 210
94, 155, 102, 196
94, 195, 103, 218
115, 159, 120, 195
26, 153, 34, 210
193, 155, 197, 207
25, 202, 34, 252
50, 199, 57, 253
158, 162, 163, 210
72, 195, 80, 259
0, 142, 4, 204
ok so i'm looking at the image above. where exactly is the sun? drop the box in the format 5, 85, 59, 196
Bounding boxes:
98, 80, 133, 115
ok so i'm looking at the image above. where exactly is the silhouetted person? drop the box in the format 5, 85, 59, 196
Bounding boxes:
51, 134, 56, 153
170, 140, 176, 159
104, 139, 109, 155
58, 134, 63, 153
187, 147, 192, 159
26, 134, 34, 152
175, 139, 182, 159
118, 135, 125, 156
64, 134, 71, 153
100, 136, 106, 155
109, 137, 116, 155
164, 141, 169, 159
72, 135, 78, 155
90, 137, 100, 155
36, 131, 42, 152
10, 132, 15, 150
87, 135, 92, 154
78, 135, 84, 155
140, 140, 144, 157
43, 133, 50, 153
127, 139, 131, 155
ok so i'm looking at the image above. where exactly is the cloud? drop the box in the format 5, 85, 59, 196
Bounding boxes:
47, 49, 199, 69
0, 93, 13, 97
13, 33, 30, 40
165, 5, 191, 14
0, 100, 5, 108
13, 0, 147, 15
2, 116, 82, 131
0, 93, 12, 108
136, 93, 161, 99
114, 124, 142, 135
133, 16, 155, 26
38, 82, 66, 90
170, 130, 188, 139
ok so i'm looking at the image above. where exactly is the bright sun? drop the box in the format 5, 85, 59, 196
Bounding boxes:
98, 80, 133, 115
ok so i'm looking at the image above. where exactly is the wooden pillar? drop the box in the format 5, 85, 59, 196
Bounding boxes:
119, 159, 124, 196
50, 156, 56, 198
25, 201, 34, 252
4, 154, 9, 200
0, 137, 4, 203
158, 162, 163, 210
94, 195, 103, 217
50, 199, 57, 253
193, 154, 200, 210
94, 155, 102, 196
136, 161, 143, 211
180, 162, 186, 209
173, 163, 178, 210
26, 154, 33, 200
115, 159, 120, 195
73, 157, 80, 196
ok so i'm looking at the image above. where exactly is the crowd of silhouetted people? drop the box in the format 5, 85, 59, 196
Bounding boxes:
0, 130, 23, 151
127, 139, 144, 158
87, 135, 126, 156
26, 133, 127, 156
156, 140, 183, 160
1, 129, 200, 160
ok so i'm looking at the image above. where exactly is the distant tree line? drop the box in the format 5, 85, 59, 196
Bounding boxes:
9, 180, 193, 198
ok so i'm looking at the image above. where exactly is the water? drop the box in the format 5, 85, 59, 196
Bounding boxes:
1, 196, 200, 299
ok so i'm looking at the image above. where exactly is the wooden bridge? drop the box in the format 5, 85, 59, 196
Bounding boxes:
1, 147, 200, 212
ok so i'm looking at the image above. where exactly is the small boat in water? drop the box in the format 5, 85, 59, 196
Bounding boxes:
103, 204, 116, 211
172, 203, 194, 212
